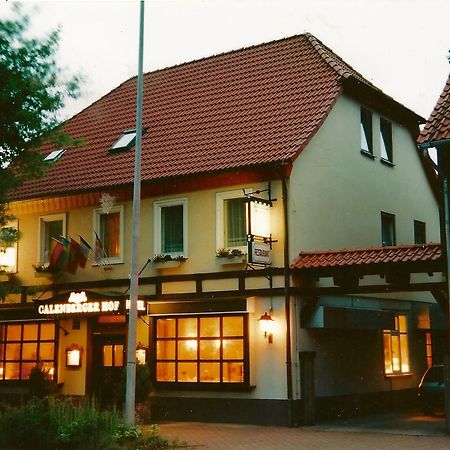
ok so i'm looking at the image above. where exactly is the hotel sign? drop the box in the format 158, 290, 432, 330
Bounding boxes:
36, 291, 146, 317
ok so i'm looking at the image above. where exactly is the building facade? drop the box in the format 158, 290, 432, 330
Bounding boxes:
0, 33, 444, 425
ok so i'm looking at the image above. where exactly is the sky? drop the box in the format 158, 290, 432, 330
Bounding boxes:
2, 0, 449, 121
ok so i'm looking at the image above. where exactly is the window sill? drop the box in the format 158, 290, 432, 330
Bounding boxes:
92, 259, 123, 267
154, 261, 182, 270
154, 382, 255, 392
34, 271, 54, 278
380, 158, 395, 167
384, 372, 413, 378
360, 149, 375, 159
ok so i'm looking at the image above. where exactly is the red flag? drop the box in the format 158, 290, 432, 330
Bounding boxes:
67, 238, 82, 274
50, 237, 69, 274
49, 241, 63, 270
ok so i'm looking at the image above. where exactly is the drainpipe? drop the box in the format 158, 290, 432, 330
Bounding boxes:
281, 168, 294, 426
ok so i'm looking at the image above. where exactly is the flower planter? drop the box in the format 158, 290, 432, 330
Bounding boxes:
154, 260, 181, 270
34, 271, 54, 278
216, 256, 246, 265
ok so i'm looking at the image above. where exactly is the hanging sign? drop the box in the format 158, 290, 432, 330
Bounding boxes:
248, 241, 271, 265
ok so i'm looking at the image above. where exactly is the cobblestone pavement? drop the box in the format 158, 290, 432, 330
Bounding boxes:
158, 420, 450, 450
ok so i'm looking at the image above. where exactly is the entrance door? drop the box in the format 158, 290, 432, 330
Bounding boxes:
92, 334, 126, 407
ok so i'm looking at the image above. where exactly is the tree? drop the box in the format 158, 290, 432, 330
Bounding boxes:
0, 4, 81, 231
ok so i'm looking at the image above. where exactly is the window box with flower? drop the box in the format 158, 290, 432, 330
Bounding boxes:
215, 248, 246, 265
33, 263, 55, 278
152, 254, 187, 270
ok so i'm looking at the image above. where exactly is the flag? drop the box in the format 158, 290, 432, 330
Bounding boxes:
94, 231, 103, 262
78, 235, 92, 268
50, 237, 69, 275
67, 238, 82, 274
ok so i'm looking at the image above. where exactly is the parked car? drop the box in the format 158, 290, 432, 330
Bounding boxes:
418, 364, 444, 415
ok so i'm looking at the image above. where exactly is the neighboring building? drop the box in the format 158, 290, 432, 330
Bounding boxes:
0, 33, 444, 425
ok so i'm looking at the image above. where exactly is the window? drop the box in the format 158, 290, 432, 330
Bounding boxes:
0, 220, 18, 273
39, 213, 66, 264
414, 220, 426, 244
154, 198, 187, 257
360, 108, 373, 154
0, 322, 56, 380
110, 130, 136, 152
425, 332, 432, 369
216, 191, 248, 250
380, 118, 393, 163
383, 314, 410, 375
103, 344, 124, 367
381, 212, 396, 246
93, 205, 124, 264
155, 314, 248, 385
43, 149, 65, 162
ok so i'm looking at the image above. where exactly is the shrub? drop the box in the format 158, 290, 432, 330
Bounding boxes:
28, 362, 58, 398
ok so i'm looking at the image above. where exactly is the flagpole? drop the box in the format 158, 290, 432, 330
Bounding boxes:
125, 0, 145, 426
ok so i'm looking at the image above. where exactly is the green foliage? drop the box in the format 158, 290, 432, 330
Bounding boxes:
0, 398, 175, 450
28, 362, 58, 398
0, 226, 20, 248
0, 4, 82, 225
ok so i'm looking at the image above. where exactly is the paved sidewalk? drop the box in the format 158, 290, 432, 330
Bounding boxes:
158, 422, 450, 450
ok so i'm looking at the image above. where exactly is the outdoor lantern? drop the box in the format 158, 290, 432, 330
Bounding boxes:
258, 311, 274, 344
136, 342, 147, 365
66, 344, 83, 368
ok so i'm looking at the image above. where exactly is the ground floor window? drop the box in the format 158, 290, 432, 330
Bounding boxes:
383, 314, 410, 375
0, 321, 56, 380
155, 314, 248, 385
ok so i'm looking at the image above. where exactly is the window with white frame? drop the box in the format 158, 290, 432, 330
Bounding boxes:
154, 198, 187, 257
380, 117, 393, 163
216, 190, 247, 250
38, 213, 66, 264
360, 107, 373, 154
93, 205, 124, 264
383, 314, 410, 375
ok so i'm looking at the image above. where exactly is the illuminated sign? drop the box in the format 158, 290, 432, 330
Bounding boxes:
36, 291, 146, 317
248, 241, 271, 265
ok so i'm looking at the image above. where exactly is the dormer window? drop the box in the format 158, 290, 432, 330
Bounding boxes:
43, 149, 65, 162
110, 130, 137, 152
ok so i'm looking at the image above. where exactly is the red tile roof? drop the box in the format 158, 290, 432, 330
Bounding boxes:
12, 34, 420, 201
290, 243, 441, 270
418, 73, 450, 145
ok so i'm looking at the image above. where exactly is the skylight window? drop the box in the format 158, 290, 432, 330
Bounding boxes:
43, 149, 65, 162
110, 130, 137, 152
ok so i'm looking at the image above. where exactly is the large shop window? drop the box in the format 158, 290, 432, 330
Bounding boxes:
39, 213, 66, 264
0, 322, 56, 380
154, 198, 187, 257
155, 314, 248, 385
216, 191, 247, 250
93, 205, 124, 264
383, 314, 410, 375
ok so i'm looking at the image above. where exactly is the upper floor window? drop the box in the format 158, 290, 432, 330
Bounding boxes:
155, 314, 248, 385
93, 205, 124, 264
360, 108, 373, 155
383, 314, 410, 375
0, 220, 18, 273
380, 118, 393, 163
39, 213, 66, 264
216, 191, 247, 250
154, 198, 187, 257
381, 212, 396, 246
414, 220, 426, 244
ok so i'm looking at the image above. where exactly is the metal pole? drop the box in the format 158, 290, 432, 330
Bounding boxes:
125, 0, 145, 426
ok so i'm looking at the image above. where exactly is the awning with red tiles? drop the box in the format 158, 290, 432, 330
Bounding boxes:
291, 243, 442, 274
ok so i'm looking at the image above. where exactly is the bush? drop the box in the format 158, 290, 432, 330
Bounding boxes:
28, 362, 58, 398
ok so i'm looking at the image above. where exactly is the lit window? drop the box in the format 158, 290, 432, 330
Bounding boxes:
360, 108, 373, 154
0, 322, 56, 381
216, 191, 248, 250
43, 149, 65, 162
39, 213, 66, 264
93, 205, 124, 264
381, 212, 396, 246
383, 314, 410, 375
425, 332, 432, 369
380, 118, 393, 163
110, 130, 136, 152
0, 220, 18, 273
154, 199, 187, 257
103, 344, 124, 367
414, 220, 426, 244
155, 314, 248, 385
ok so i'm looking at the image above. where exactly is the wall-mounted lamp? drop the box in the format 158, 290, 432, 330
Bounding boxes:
258, 310, 274, 344
66, 344, 83, 368
136, 342, 147, 365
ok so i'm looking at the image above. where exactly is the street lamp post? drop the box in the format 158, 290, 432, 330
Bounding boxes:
125, 0, 145, 426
